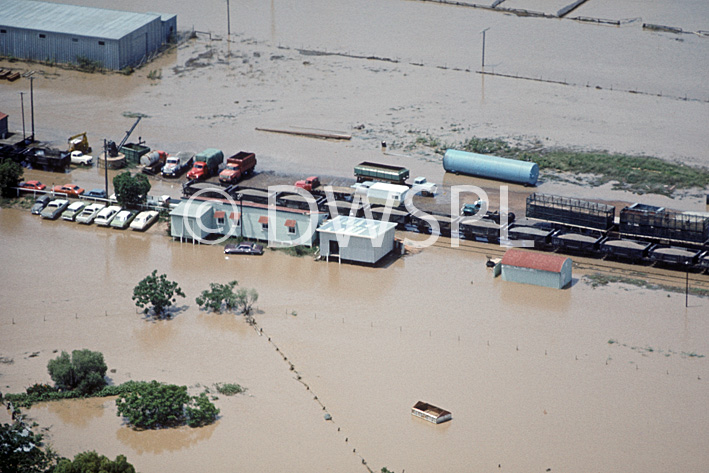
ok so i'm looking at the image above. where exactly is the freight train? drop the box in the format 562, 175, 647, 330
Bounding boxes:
180, 180, 709, 272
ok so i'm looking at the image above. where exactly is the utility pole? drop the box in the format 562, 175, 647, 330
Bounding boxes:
20, 92, 26, 139
104, 139, 109, 197
29, 75, 35, 140
685, 266, 689, 308
481, 27, 490, 69
226, 0, 231, 36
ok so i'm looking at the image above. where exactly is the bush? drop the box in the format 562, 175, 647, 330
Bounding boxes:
47, 349, 107, 395
185, 393, 220, 427
116, 381, 219, 429
0, 160, 23, 198
196, 281, 239, 313
55, 450, 136, 473
215, 383, 243, 396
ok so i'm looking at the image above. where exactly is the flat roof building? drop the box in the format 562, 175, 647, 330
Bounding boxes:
318, 215, 397, 265
0, 0, 176, 70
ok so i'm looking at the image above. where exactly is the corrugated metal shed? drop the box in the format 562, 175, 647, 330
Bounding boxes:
0, 0, 175, 70
500, 248, 572, 289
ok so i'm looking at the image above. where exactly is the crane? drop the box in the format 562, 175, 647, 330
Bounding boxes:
106, 116, 142, 157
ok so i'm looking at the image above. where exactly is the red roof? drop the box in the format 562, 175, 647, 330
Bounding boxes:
284, 219, 296, 228
214, 210, 226, 219
0, 112, 8, 120
258, 215, 269, 224
229, 212, 240, 220
501, 249, 569, 273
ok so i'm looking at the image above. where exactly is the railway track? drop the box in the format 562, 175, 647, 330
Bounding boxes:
402, 231, 709, 292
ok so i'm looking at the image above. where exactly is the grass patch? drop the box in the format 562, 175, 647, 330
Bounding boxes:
412, 135, 709, 196
270, 245, 319, 257
215, 383, 244, 396
584, 273, 709, 297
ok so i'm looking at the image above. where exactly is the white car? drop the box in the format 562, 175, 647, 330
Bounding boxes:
40, 199, 70, 219
70, 150, 93, 166
130, 210, 159, 231
94, 205, 122, 226
76, 203, 106, 224
61, 201, 86, 221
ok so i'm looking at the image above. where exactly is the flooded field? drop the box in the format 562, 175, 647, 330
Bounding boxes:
1, 0, 709, 471
1, 207, 708, 472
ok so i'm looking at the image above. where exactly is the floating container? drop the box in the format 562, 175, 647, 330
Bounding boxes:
411, 401, 452, 424
442, 149, 539, 186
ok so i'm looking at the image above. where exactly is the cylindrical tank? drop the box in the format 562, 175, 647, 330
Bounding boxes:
141, 151, 160, 166
442, 149, 539, 186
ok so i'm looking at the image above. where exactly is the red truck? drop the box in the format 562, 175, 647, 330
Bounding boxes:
295, 176, 320, 191
219, 151, 256, 185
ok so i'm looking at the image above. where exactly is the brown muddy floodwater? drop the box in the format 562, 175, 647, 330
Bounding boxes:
1, 0, 708, 471
1, 207, 708, 473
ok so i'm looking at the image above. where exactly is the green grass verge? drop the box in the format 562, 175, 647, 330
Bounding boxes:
412, 134, 709, 196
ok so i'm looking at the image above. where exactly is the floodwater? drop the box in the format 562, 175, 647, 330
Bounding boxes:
1, 1, 709, 471
1, 207, 708, 473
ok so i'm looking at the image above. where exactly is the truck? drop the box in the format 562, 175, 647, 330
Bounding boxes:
295, 176, 320, 191
354, 161, 409, 185
141, 150, 168, 175
353, 181, 409, 207
412, 177, 436, 196
219, 151, 256, 185
24, 147, 70, 172
187, 148, 224, 181
162, 151, 194, 178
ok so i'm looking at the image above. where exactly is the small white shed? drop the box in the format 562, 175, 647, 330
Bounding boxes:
317, 215, 396, 264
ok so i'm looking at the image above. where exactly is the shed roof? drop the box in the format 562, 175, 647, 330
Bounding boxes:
170, 200, 211, 218
0, 112, 7, 120
501, 248, 570, 273
0, 0, 163, 40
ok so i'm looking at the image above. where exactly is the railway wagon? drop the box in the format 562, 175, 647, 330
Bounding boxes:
648, 245, 702, 266
526, 193, 615, 231
551, 231, 604, 253
620, 204, 709, 245
600, 238, 653, 261
354, 161, 409, 184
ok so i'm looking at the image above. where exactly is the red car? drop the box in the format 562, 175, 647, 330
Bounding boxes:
52, 184, 85, 197
19, 180, 46, 191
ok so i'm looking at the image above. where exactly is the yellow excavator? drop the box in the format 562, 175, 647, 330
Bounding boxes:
67, 132, 92, 154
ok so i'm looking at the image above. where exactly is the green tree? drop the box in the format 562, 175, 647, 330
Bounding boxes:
116, 381, 219, 429
195, 280, 240, 313
0, 160, 24, 198
55, 451, 136, 473
47, 349, 107, 394
113, 171, 150, 209
132, 270, 185, 318
0, 422, 59, 473
236, 287, 259, 318
185, 392, 220, 427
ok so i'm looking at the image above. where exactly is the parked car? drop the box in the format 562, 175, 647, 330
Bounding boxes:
40, 199, 70, 220
110, 210, 137, 229
94, 205, 122, 226
31, 195, 52, 215
224, 242, 264, 255
76, 203, 106, 224
70, 150, 93, 166
52, 184, 85, 197
130, 210, 159, 231
84, 188, 108, 199
19, 180, 46, 191
61, 201, 86, 221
